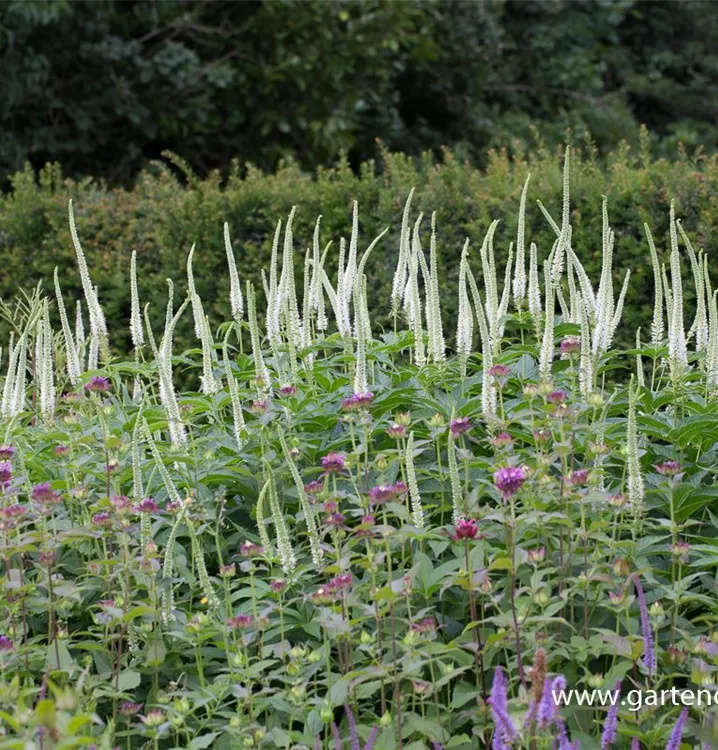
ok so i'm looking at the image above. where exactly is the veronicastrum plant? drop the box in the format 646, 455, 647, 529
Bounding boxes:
0, 148, 716, 749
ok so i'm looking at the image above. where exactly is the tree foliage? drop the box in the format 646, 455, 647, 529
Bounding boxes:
1, 0, 717, 185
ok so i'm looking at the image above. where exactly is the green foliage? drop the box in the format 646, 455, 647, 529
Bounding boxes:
1, 141, 716, 357
2, 0, 718, 185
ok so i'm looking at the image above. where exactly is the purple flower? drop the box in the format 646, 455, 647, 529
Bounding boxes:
85, 376, 111, 392
547, 389, 568, 405
226, 614, 253, 630
449, 417, 471, 437
239, 541, 263, 557
32, 482, 61, 505
654, 460, 681, 477
600, 682, 622, 750
0, 446, 14, 460
633, 575, 656, 675
304, 480, 325, 496
321, 453, 346, 474
452, 517, 478, 540
488, 364, 511, 378
54, 445, 70, 457
342, 392, 374, 411
0, 635, 13, 652
560, 336, 581, 355
664, 708, 688, 750
494, 466, 526, 499
490, 432, 513, 448
567, 469, 589, 486
119, 701, 142, 716
91, 512, 112, 526
488, 667, 518, 748
387, 423, 407, 439
279, 384, 297, 397
368, 481, 406, 505
344, 704, 361, 750
631, 738, 640, 750
0, 462, 12, 485
134, 498, 159, 514
248, 400, 267, 414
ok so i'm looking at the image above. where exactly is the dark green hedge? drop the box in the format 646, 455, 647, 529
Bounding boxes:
1, 140, 717, 355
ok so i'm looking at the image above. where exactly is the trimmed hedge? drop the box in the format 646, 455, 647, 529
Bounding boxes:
1, 140, 717, 355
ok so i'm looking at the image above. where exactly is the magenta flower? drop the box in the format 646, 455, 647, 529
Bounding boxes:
226, 614, 253, 630
0, 635, 13, 652
321, 452, 346, 474
110, 495, 132, 513
494, 466, 526, 499
304, 480, 325, 496
527, 547, 546, 564
654, 460, 681, 477
85, 376, 111, 392
490, 432, 513, 448
449, 417, 471, 437
560, 336, 581, 355
0, 462, 12, 485
119, 701, 143, 716
54, 445, 69, 457
32, 482, 61, 505
91, 512, 112, 526
270, 579, 287, 593
239, 541, 263, 557
410, 617, 437, 634
248, 400, 268, 414
369, 485, 395, 504
387, 423, 407, 439
547, 389, 568, 405
1, 504, 26, 520
0, 446, 14, 460
452, 517, 478, 540
567, 469, 589, 486
279, 384, 297, 397
220, 563, 236, 578
342, 392, 374, 411
488, 364, 511, 378
135, 498, 159, 514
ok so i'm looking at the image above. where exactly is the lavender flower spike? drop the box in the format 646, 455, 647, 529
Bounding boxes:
332, 723, 342, 750
363, 726, 379, 750
344, 704, 361, 750
600, 681, 622, 750
664, 708, 688, 750
631, 739, 640, 750
488, 666, 519, 748
633, 575, 656, 675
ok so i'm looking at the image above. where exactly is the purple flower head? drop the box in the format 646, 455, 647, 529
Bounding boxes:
226, 614, 253, 630
344, 704, 361, 750
527, 547, 546, 565
567, 469, 589, 486
490, 432, 513, 449
547, 389, 568, 405
342, 392, 373, 411
0, 446, 14, 460
220, 563, 236, 578
119, 701, 143, 716
54, 445, 69, 457
85, 376, 111, 392
32, 482, 61, 505
452, 517, 478, 541
631, 738, 640, 750
488, 667, 519, 748
110, 495, 132, 513
664, 708, 688, 750
654, 460, 681, 477
560, 336, 581, 355
387, 423, 407, 439
0, 462, 12, 485
633, 574, 656, 675
488, 364, 511, 379
600, 681, 622, 750
494, 466, 526, 499
449, 417, 472, 437
1, 504, 26, 520
279, 384, 297, 397
368, 485, 396, 505
91, 512, 112, 527
324, 512, 346, 529
240, 541, 263, 557
0, 635, 13, 652
321, 452, 346, 474
135, 498, 159, 514
270, 579, 286, 593
248, 399, 268, 414
304, 480, 325, 496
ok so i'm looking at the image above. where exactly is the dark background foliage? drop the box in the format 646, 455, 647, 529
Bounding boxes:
2, 0, 718, 186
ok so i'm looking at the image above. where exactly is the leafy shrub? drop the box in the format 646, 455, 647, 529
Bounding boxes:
0, 151, 715, 749
2, 138, 718, 362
